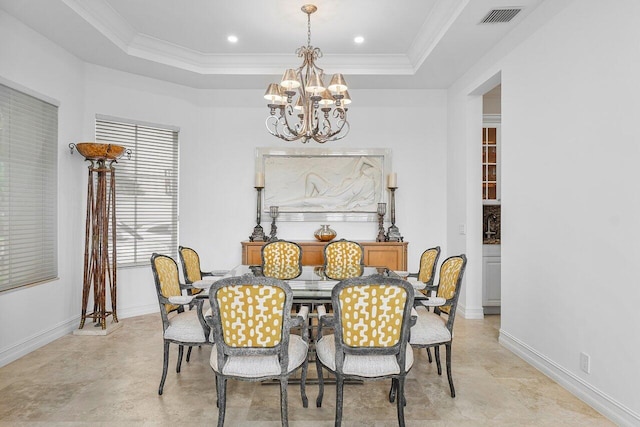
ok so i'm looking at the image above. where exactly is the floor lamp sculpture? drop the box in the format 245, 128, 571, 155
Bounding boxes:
69, 142, 129, 330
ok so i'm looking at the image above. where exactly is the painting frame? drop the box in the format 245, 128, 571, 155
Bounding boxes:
255, 147, 391, 222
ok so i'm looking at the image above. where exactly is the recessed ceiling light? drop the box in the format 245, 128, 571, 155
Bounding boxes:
354, 36, 364, 44
227, 35, 238, 43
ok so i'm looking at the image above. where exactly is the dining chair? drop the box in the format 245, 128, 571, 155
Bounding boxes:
409, 254, 467, 397
206, 275, 309, 427
322, 239, 364, 280
178, 245, 218, 292
405, 246, 441, 363
178, 245, 224, 361
150, 253, 211, 395
315, 275, 414, 427
261, 239, 303, 280
407, 246, 441, 297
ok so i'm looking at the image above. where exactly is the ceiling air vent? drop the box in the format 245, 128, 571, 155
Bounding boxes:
480, 8, 522, 24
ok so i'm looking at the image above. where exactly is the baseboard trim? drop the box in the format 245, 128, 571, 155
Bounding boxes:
458, 302, 484, 319
0, 316, 78, 368
0, 304, 159, 368
499, 330, 640, 426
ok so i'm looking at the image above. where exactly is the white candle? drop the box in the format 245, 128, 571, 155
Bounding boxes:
255, 172, 265, 188
387, 173, 397, 188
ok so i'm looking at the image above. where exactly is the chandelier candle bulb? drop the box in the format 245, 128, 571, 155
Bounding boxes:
388, 173, 397, 188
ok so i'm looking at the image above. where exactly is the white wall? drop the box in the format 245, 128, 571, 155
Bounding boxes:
0, 9, 449, 365
0, 10, 86, 365
447, 0, 640, 424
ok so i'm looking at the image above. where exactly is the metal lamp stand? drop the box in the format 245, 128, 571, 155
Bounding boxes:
249, 186, 267, 241
386, 186, 404, 242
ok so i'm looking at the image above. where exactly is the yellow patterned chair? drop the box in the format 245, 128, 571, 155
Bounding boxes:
178, 246, 227, 361
261, 240, 303, 280
405, 246, 441, 363
315, 275, 414, 427
150, 253, 211, 395
409, 254, 467, 397
206, 275, 309, 427
322, 239, 364, 280
407, 246, 441, 297
178, 245, 219, 293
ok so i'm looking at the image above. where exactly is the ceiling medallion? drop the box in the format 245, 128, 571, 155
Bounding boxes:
264, 4, 350, 143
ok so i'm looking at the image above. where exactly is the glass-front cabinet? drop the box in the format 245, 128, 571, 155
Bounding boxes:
482, 124, 500, 203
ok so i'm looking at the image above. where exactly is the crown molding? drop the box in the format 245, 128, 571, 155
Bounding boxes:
62, 0, 455, 76
407, 0, 470, 69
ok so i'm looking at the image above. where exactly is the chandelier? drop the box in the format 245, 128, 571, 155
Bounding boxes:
264, 4, 350, 144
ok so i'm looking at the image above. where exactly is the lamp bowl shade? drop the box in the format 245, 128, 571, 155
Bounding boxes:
75, 142, 126, 160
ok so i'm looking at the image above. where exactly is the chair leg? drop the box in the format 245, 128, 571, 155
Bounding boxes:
445, 342, 456, 398
186, 346, 193, 362
176, 345, 184, 373
158, 340, 170, 395
426, 347, 433, 363
335, 375, 344, 427
396, 376, 407, 427
434, 346, 442, 375
280, 378, 289, 427
216, 375, 227, 427
315, 357, 324, 408
388, 378, 397, 403
300, 357, 309, 408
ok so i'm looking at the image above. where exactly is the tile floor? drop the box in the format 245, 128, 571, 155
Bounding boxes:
0, 314, 612, 426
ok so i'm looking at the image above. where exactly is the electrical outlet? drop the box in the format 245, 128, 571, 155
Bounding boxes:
580, 352, 590, 374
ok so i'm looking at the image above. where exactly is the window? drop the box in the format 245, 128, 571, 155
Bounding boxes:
95, 116, 179, 267
0, 82, 58, 292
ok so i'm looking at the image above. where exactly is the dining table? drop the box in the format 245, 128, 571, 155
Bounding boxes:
191, 264, 445, 307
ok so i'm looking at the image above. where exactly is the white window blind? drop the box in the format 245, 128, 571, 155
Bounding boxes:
95, 117, 179, 267
0, 83, 58, 292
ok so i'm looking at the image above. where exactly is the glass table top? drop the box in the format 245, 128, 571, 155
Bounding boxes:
224, 265, 425, 301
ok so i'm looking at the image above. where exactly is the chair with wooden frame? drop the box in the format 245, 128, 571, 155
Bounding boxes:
315, 275, 415, 427
322, 239, 364, 280
261, 239, 303, 280
150, 253, 211, 395
409, 254, 467, 398
206, 275, 309, 427
405, 246, 441, 363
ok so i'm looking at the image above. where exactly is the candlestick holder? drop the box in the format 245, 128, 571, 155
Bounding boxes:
249, 186, 267, 242
376, 202, 387, 242
268, 206, 279, 241
386, 186, 403, 242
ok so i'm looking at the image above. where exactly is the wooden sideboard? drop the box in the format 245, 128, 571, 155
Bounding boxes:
241, 240, 408, 271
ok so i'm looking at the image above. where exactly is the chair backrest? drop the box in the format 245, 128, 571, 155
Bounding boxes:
178, 246, 202, 283
331, 275, 414, 372
208, 276, 295, 371
178, 245, 205, 296
435, 254, 467, 320
323, 239, 364, 280
417, 246, 441, 286
261, 240, 303, 280
150, 253, 183, 316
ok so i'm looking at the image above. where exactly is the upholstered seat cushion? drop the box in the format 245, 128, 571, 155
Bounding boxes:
210, 334, 308, 378
316, 335, 414, 377
164, 309, 207, 343
409, 307, 451, 345
193, 278, 222, 289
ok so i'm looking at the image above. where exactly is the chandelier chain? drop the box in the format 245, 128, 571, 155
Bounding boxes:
307, 12, 311, 48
